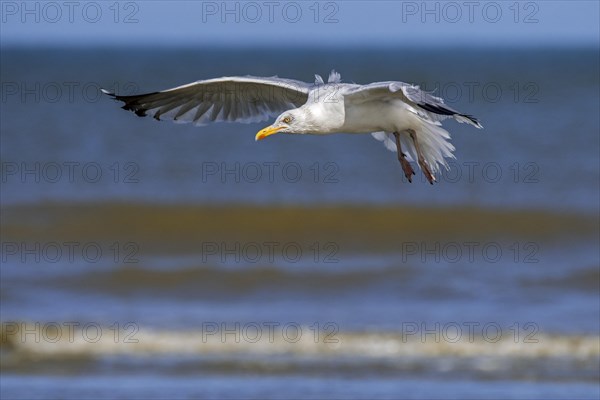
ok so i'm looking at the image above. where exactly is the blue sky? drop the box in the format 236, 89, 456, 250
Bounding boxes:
1, 1, 598, 46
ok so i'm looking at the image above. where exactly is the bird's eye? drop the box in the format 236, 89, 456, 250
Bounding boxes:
282, 116, 292, 124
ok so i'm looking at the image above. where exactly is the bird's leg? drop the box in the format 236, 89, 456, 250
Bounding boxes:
393, 131, 415, 183
408, 129, 436, 185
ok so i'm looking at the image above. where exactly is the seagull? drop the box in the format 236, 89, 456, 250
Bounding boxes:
102, 70, 482, 184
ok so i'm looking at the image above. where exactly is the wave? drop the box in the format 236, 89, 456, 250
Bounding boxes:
3, 203, 597, 247
522, 267, 600, 293
1, 322, 598, 381
21, 264, 413, 299
21, 263, 597, 300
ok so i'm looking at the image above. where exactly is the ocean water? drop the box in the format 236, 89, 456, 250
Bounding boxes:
1, 46, 599, 399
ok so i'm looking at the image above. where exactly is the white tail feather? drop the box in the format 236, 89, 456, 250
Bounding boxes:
371, 122, 455, 174
413, 122, 456, 173
454, 114, 483, 129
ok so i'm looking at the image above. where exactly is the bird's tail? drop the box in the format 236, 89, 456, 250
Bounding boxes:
371, 122, 456, 174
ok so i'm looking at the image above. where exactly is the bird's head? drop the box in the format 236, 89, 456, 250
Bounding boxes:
255, 110, 308, 141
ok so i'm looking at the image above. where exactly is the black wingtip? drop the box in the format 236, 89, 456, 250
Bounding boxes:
107, 91, 161, 119
117, 104, 146, 117
134, 108, 148, 117
418, 102, 482, 128
418, 103, 456, 116
100, 88, 116, 98
461, 114, 483, 128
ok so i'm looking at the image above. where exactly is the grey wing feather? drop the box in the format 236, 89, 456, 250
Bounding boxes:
345, 81, 482, 128
102, 76, 311, 126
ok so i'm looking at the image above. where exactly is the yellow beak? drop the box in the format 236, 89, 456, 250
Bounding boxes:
255, 125, 284, 141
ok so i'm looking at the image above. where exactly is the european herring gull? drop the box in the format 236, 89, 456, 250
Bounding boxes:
103, 70, 482, 184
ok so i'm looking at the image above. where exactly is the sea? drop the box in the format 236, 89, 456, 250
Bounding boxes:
1, 46, 599, 399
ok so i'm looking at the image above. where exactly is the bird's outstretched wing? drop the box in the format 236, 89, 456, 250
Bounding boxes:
344, 81, 482, 128
102, 76, 311, 125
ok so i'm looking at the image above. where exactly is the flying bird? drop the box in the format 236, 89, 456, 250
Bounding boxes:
103, 70, 482, 184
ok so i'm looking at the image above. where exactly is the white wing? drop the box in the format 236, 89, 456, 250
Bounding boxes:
345, 81, 482, 128
344, 82, 478, 174
103, 76, 312, 126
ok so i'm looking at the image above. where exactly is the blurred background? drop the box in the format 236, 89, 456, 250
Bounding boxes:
1, 1, 599, 399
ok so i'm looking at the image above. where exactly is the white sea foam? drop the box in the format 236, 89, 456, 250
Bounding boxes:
3, 323, 598, 361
